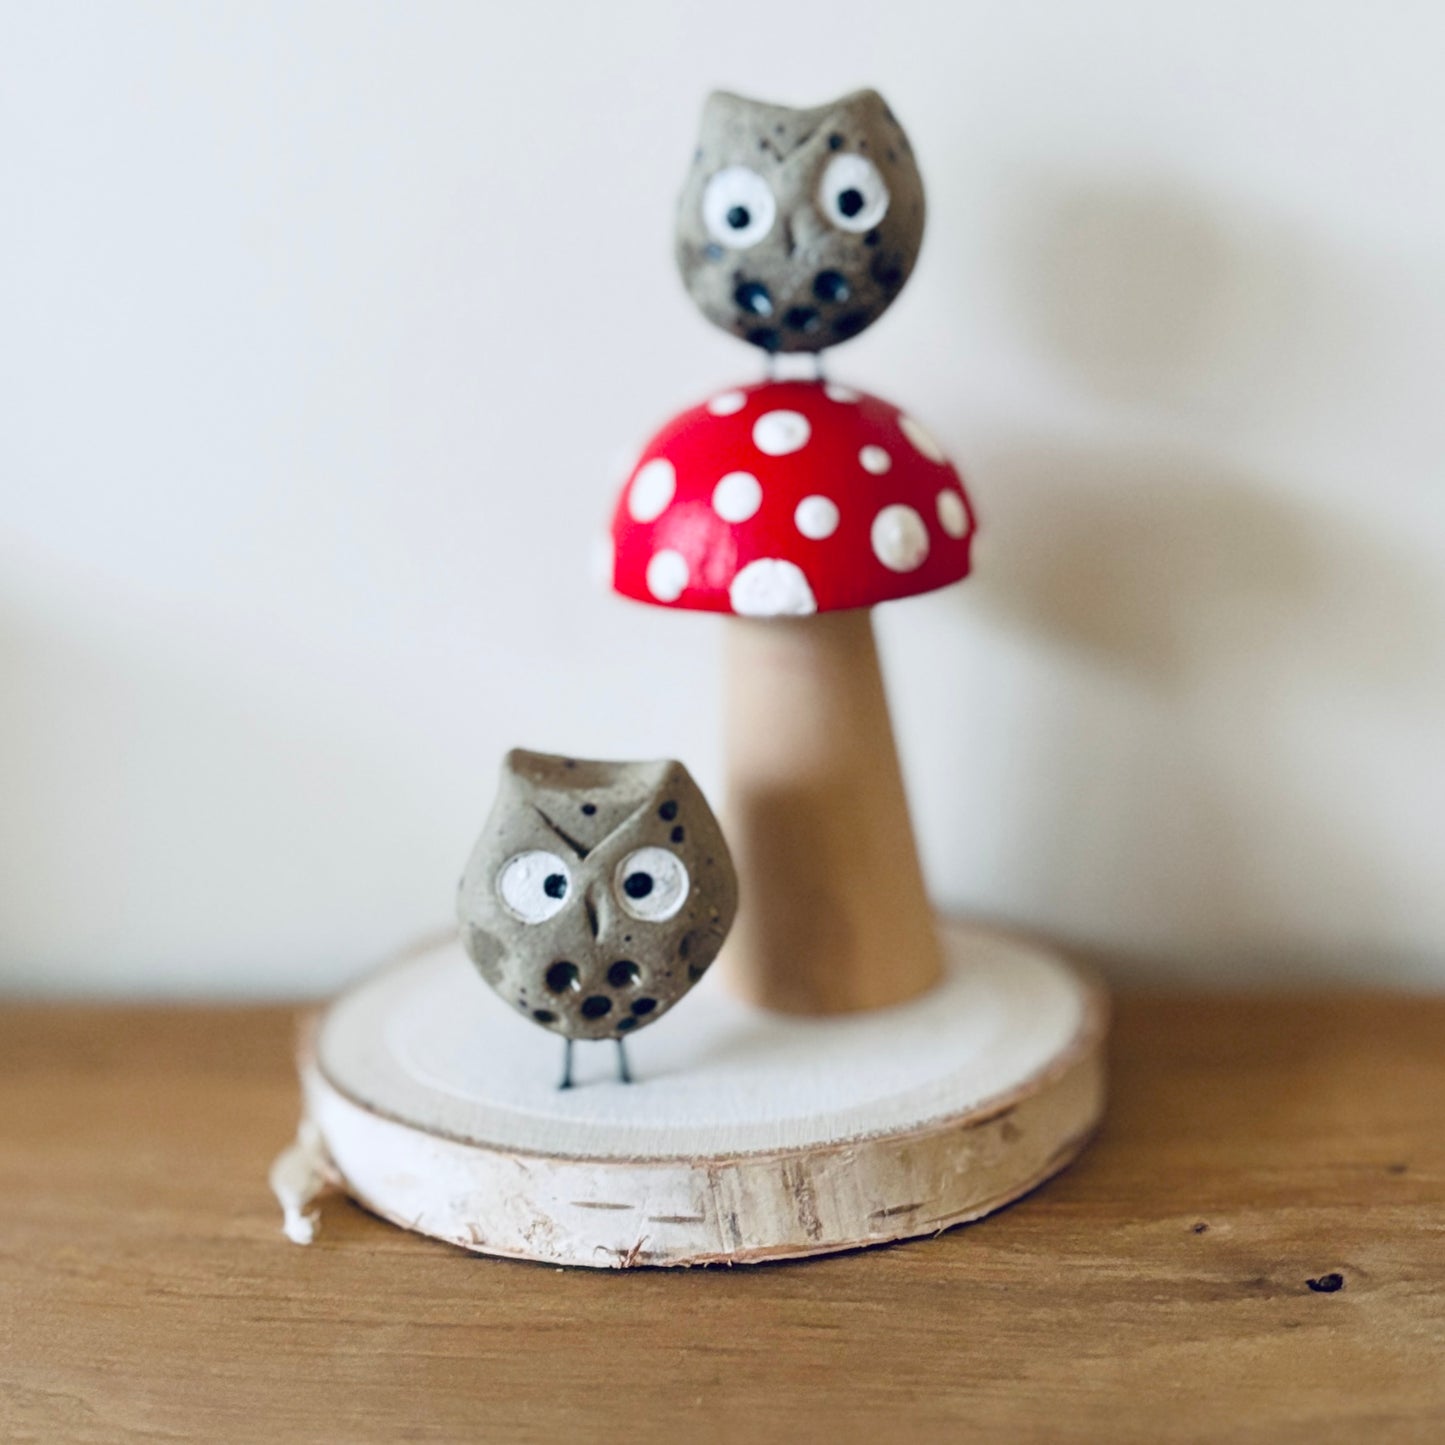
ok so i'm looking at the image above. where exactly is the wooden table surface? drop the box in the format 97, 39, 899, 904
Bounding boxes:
2, 991, 1441, 1444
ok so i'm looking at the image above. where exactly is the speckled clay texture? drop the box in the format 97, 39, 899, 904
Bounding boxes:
458, 750, 738, 1041
676, 88, 925, 354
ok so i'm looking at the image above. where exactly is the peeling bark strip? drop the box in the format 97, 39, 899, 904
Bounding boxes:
618, 1237, 650, 1268
268, 1123, 335, 1244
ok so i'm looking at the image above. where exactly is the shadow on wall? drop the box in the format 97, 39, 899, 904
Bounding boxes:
973, 447, 1433, 696
1007, 178, 1330, 416
947, 175, 1443, 984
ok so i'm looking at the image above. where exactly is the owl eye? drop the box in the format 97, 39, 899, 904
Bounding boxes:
818, 153, 890, 233
701, 166, 777, 249
614, 847, 690, 922
497, 850, 571, 924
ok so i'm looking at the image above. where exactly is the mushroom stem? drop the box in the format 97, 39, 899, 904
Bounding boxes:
719, 608, 943, 1014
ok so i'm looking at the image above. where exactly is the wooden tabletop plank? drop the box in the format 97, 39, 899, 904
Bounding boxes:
1, 992, 1441, 1444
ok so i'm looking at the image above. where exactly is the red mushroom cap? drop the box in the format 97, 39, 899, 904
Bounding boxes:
608, 380, 975, 617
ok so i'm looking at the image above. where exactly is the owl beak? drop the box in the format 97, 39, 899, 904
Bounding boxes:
583, 882, 605, 941
786, 206, 826, 259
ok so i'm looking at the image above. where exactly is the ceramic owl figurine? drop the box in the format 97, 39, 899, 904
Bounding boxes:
458, 750, 738, 1086
675, 87, 925, 353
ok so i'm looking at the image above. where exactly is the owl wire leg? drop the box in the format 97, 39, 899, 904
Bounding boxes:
558, 1038, 574, 1090
615, 1038, 632, 1085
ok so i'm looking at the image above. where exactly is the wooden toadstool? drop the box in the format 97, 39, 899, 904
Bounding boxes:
609, 378, 975, 1014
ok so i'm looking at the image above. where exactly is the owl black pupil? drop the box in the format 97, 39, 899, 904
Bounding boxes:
543, 874, 567, 899
624, 872, 654, 899
838, 188, 865, 218
726, 204, 751, 230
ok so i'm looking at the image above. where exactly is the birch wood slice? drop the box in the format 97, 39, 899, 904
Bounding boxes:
303, 922, 1107, 1268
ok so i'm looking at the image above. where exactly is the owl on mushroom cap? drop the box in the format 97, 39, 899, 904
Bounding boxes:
675, 88, 926, 354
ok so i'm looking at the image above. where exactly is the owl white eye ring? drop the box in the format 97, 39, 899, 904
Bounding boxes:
497, 850, 571, 924
818, 153, 890, 233
702, 166, 777, 249
614, 847, 690, 922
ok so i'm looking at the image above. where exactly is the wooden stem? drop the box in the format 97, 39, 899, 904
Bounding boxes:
719, 608, 943, 1014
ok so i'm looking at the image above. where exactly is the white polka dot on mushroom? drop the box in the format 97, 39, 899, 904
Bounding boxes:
707, 390, 747, 416
937, 489, 968, 539
752, 410, 811, 456
824, 384, 859, 404
713, 471, 763, 522
628, 458, 676, 522
729, 558, 817, 617
859, 445, 891, 475
646, 549, 689, 602
899, 414, 946, 463
871, 504, 930, 573
794, 495, 840, 540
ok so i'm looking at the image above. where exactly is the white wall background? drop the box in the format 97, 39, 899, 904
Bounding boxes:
2, 1, 1442, 996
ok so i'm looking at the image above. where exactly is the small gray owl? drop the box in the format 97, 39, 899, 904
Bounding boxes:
675, 87, 926, 354
458, 750, 738, 1086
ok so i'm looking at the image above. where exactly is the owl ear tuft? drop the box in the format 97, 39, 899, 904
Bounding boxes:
701, 89, 750, 122
654, 758, 700, 802
501, 746, 550, 777
831, 87, 889, 119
